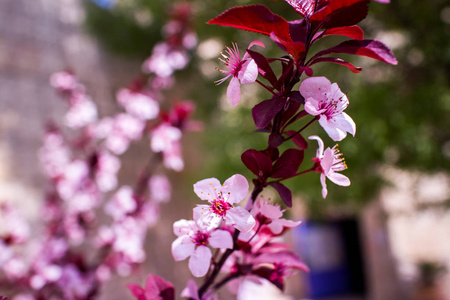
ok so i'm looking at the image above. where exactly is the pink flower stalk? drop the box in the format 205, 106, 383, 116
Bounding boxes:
309, 135, 351, 198
215, 41, 264, 106
193, 174, 255, 232
300, 77, 356, 141
171, 219, 232, 277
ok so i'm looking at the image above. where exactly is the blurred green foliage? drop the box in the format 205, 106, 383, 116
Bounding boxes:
83, 0, 450, 215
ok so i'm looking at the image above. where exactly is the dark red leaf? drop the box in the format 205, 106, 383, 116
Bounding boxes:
252, 97, 286, 128
263, 147, 280, 162
247, 49, 278, 86
207, 5, 291, 42
275, 59, 295, 90
318, 25, 364, 41
280, 99, 301, 128
269, 132, 285, 148
241, 149, 273, 177
271, 148, 304, 178
270, 32, 306, 62
285, 0, 315, 18
310, 0, 369, 29
288, 20, 309, 43
311, 39, 398, 65
269, 181, 292, 207
308, 57, 362, 73
284, 131, 309, 149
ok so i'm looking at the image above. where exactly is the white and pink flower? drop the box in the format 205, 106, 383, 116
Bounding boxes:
309, 135, 351, 198
171, 219, 232, 277
193, 174, 255, 232
300, 77, 356, 141
216, 41, 264, 106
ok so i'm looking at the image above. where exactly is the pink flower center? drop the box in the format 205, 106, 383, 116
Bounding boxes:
211, 199, 232, 217
193, 231, 210, 246
320, 93, 348, 120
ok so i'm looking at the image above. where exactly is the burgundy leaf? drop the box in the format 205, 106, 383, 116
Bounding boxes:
288, 20, 309, 43
275, 59, 295, 90
269, 181, 292, 207
280, 99, 301, 128
310, 0, 370, 29
207, 5, 291, 42
241, 149, 273, 177
285, 0, 315, 18
263, 147, 280, 162
247, 49, 278, 86
311, 39, 398, 65
308, 57, 362, 73
271, 148, 304, 178
270, 32, 306, 62
252, 97, 286, 128
252, 266, 284, 290
269, 132, 285, 148
284, 131, 309, 149
317, 25, 364, 41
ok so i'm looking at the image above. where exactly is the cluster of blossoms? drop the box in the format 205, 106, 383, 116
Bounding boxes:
129, 0, 396, 299
0, 3, 198, 299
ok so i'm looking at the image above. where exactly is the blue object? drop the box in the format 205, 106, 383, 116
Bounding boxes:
90, 0, 116, 9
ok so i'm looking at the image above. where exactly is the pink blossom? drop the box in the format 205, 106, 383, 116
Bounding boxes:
309, 135, 351, 198
65, 93, 98, 129
49, 71, 80, 93
105, 186, 136, 221
300, 77, 356, 141
150, 123, 184, 171
111, 217, 147, 264
216, 41, 264, 106
252, 197, 301, 235
128, 274, 175, 300
171, 219, 232, 277
98, 114, 146, 155
116, 88, 159, 121
148, 175, 171, 203
181, 279, 218, 300
193, 174, 255, 232
142, 43, 189, 78
95, 151, 121, 193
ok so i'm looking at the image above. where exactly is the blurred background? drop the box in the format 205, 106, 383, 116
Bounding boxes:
0, 0, 449, 299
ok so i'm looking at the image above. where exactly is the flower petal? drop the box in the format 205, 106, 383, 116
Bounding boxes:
188, 245, 212, 277
193, 205, 222, 231
320, 173, 328, 198
222, 174, 249, 204
335, 112, 356, 136
171, 235, 195, 261
209, 230, 233, 249
299, 76, 330, 102
308, 135, 324, 157
321, 148, 334, 174
304, 97, 322, 116
327, 172, 351, 186
194, 178, 222, 202
319, 115, 347, 141
173, 219, 197, 237
225, 206, 256, 232
238, 59, 258, 84
227, 76, 241, 106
